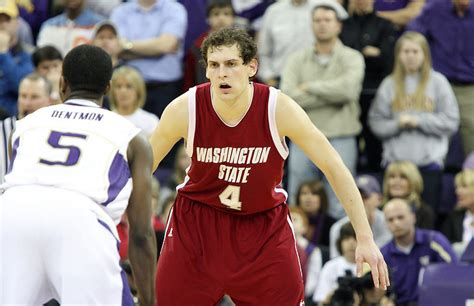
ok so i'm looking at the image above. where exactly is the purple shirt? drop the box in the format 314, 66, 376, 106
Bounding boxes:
375, 0, 409, 11
408, 0, 474, 83
381, 229, 457, 304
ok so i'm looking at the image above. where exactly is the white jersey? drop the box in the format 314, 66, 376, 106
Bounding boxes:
2, 99, 140, 224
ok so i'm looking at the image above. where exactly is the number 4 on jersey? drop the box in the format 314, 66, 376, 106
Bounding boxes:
219, 185, 242, 210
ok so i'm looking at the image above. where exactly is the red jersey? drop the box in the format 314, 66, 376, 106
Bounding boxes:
177, 82, 289, 215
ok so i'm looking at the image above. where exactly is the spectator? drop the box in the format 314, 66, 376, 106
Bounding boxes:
381, 198, 457, 305
289, 206, 324, 304
280, 3, 363, 218
442, 169, 474, 255
313, 222, 358, 304
36, 0, 104, 56
296, 180, 336, 249
18, 0, 52, 39
369, 32, 459, 213
330, 174, 392, 258
0, 0, 34, 116
340, 0, 397, 171
375, 0, 425, 31
183, 0, 235, 90
0, 74, 53, 186
32, 45, 63, 104
408, 0, 474, 158
257, 0, 346, 88
91, 20, 122, 68
86, 0, 122, 18
109, 66, 159, 138
110, 0, 187, 118
383, 160, 435, 229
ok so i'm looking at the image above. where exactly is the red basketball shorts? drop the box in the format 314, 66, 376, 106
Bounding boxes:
156, 194, 305, 306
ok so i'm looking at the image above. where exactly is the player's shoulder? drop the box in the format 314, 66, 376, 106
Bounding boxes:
166, 90, 189, 115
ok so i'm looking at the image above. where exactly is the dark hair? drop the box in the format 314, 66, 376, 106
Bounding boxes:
201, 27, 257, 65
62, 44, 112, 95
336, 222, 356, 255
32, 45, 63, 68
312, 5, 341, 21
296, 180, 329, 214
207, 0, 235, 17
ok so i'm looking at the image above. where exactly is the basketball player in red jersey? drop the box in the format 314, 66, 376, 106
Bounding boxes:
150, 27, 389, 305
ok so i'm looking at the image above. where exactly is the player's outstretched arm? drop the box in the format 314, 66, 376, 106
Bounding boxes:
276, 92, 390, 289
149, 93, 189, 171
126, 133, 157, 306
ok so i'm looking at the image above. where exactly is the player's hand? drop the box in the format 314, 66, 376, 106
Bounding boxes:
355, 236, 390, 290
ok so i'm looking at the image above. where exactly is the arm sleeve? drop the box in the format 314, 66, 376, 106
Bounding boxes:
416, 75, 459, 136
368, 78, 401, 139
304, 51, 365, 105
431, 232, 458, 263
280, 53, 320, 110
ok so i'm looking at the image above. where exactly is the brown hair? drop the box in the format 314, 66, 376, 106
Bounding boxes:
391, 31, 433, 112
201, 27, 257, 65
296, 180, 329, 214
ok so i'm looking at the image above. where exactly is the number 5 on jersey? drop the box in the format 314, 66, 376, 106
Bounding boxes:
219, 185, 242, 210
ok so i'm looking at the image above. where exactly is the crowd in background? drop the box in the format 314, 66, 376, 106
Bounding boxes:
1, 0, 474, 305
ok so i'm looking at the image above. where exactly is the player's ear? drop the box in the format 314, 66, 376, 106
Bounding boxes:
59, 76, 67, 101
248, 58, 258, 78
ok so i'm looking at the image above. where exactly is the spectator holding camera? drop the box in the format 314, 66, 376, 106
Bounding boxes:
313, 222, 358, 304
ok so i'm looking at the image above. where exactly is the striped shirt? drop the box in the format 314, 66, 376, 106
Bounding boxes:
0, 117, 16, 184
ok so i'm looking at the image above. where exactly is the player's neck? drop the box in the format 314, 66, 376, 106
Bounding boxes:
65, 91, 103, 107
211, 83, 253, 126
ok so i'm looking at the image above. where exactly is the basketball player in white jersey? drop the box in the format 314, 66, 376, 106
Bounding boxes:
0, 45, 156, 306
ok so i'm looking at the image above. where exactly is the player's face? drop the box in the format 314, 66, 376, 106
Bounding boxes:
298, 185, 321, 215
312, 8, 341, 43
206, 44, 257, 103
384, 202, 415, 239
456, 183, 474, 209
387, 171, 411, 199
18, 79, 51, 119
208, 7, 234, 32
399, 40, 424, 74
36, 59, 62, 77
113, 77, 138, 111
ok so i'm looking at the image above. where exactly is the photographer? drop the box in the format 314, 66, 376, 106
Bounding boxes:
313, 222, 358, 304
321, 269, 395, 306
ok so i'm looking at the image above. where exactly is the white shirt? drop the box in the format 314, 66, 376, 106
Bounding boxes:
121, 108, 159, 138
312, 256, 357, 303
